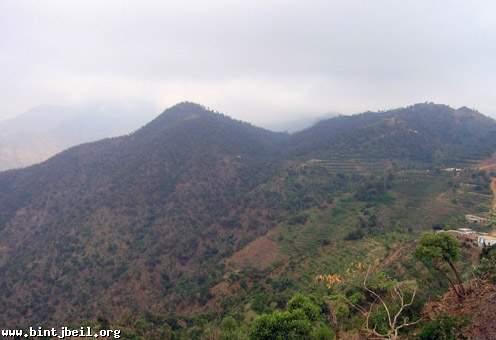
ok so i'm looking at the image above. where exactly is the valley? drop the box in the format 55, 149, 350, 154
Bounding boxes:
4, 1, 495, 338
0, 102, 496, 338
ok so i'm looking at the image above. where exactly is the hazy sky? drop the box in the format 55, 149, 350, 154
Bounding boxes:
1, 0, 495, 125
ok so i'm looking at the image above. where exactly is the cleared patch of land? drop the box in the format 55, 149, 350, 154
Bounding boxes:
228, 235, 285, 270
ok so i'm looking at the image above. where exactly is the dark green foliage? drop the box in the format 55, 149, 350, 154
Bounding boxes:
419, 313, 469, 340
345, 229, 364, 240
220, 316, 237, 332
0, 101, 495, 334
250, 294, 332, 340
310, 323, 335, 340
270, 277, 294, 292
474, 244, 496, 282
287, 294, 322, 321
414, 233, 461, 265
288, 213, 309, 225
480, 243, 496, 260
291, 103, 496, 164
415, 232, 466, 297
358, 213, 384, 234
251, 293, 272, 314
220, 316, 248, 340
431, 224, 446, 231
0, 103, 290, 325
354, 179, 394, 205
187, 326, 203, 339
250, 309, 313, 340
469, 171, 492, 195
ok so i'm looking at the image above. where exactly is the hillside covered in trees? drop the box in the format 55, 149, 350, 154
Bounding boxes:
1, 102, 496, 339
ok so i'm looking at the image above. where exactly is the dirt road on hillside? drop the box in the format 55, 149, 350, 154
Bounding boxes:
491, 177, 496, 211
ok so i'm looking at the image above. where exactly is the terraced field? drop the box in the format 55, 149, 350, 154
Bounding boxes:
301, 158, 391, 175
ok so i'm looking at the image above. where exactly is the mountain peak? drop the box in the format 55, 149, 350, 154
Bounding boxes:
455, 106, 483, 118
133, 101, 215, 136
160, 101, 219, 122
169, 101, 207, 111
163, 101, 212, 118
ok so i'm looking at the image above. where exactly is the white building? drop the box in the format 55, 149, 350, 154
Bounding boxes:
477, 236, 496, 247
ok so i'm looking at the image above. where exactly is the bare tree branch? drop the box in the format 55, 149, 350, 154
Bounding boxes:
360, 267, 421, 340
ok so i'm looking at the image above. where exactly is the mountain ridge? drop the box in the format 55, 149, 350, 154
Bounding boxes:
0, 101, 495, 328
290, 103, 496, 164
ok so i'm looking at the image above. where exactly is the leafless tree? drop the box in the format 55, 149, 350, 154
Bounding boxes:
347, 266, 421, 340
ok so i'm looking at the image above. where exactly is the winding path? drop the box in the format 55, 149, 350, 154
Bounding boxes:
491, 177, 496, 211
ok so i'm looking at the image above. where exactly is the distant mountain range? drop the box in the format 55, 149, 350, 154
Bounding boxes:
290, 103, 496, 163
0, 102, 157, 171
264, 113, 339, 133
0, 102, 495, 328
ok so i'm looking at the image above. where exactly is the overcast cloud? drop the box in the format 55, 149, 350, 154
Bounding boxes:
1, 0, 495, 126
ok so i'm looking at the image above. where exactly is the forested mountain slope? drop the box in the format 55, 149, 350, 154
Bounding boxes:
291, 103, 496, 164
0, 102, 288, 325
0, 101, 495, 334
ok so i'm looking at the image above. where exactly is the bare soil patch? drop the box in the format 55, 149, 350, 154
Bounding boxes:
228, 235, 285, 270
423, 280, 496, 340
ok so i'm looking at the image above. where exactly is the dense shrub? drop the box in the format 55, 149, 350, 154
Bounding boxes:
250, 294, 331, 340
250, 309, 313, 340
474, 244, 496, 282
418, 313, 469, 340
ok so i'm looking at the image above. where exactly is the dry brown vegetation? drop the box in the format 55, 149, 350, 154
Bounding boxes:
228, 235, 285, 270
1, 102, 496, 335
423, 280, 496, 340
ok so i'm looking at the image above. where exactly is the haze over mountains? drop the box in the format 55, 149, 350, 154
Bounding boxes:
291, 104, 496, 162
264, 113, 340, 133
3, 1, 496, 337
3, 101, 489, 172
0, 101, 495, 329
0, 101, 157, 171
0, 103, 340, 171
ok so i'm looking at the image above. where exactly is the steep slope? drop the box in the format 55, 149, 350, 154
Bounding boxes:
290, 103, 496, 165
423, 280, 496, 340
0, 102, 288, 326
1, 102, 496, 332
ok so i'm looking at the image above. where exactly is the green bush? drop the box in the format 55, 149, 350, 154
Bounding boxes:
250, 309, 312, 340
221, 316, 238, 333
288, 213, 309, 225
418, 313, 469, 340
220, 315, 248, 340
287, 294, 321, 321
250, 294, 331, 339
251, 293, 272, 314
310, 323, 335, 340
344, 229, 364, 240
475, 244, 496, 281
